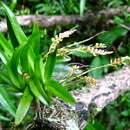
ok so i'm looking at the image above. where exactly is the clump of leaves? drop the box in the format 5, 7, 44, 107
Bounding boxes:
0, 1, 75, 126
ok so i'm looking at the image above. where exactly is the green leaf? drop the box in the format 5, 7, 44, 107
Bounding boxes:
113, 16, 124, 25
7, 18, 19, 47
98, 27, 128, 44
34, 56, 42, 79
20, 44, 35, 73
0, 50, 9, 64
10, 28, 39, 75
89, 56, 109, 78
31, 24, 40, 55
101, 56, 109, 73
45, 80, 76, 104
15, 87, 33, 126
70, 50, 93, 58
27, 48, 35, 73
10, 44, 25, 75
0, 114, 10, 121
34, 79, 51, 104
84, 123, 95, 130
20, 25, 40, 73
6, 65, 21, 88
84, 121, 105, 130
0, 86, 16, 117
43, 51, 56, 82
7, 44, 26, 88
29, 80, 49, 106
0, 71, 11, 84
89, 56, 103, 78
10, 0, 17, 11
0, 2, 27, 45
80, 0, 87, 17
8, 45, 25, 88
39, 56, 46, 84
0, 33, 13, 56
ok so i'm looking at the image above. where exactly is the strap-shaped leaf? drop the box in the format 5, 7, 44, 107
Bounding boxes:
34, 56, 41, 79
6, 18, 19, 47
20, 42, 35, 74
34, 56, 45, 84
20, 45, 32, 73
8, 45, 25, 88
9, 24, 40, 74
15, 87, 33, 126
0, 114, 10, 121
45, 80, 76, 104
10, 0, 17, 11
6, 65, 21, 88
10, 44, 25, 75
0, 71, 11, 84
20, 25, 40, 73
27, 48, 35, 73
31, 24, 40, 55
34, 79, 51, 104
0, 2, 27, 45
43, 51, 56, 82
0, 50, 9, 64
0, 33, 13, 57
0, 86, 16, 117
29, 80, 49, 106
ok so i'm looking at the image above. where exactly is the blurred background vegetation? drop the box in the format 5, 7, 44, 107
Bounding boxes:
1, 0, 130, 130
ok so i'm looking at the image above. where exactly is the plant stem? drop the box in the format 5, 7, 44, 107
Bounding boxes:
61, 63, 112, 83
66, 31, 105, 48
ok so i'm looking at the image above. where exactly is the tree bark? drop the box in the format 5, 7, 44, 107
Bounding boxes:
0, 6, 128, 32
